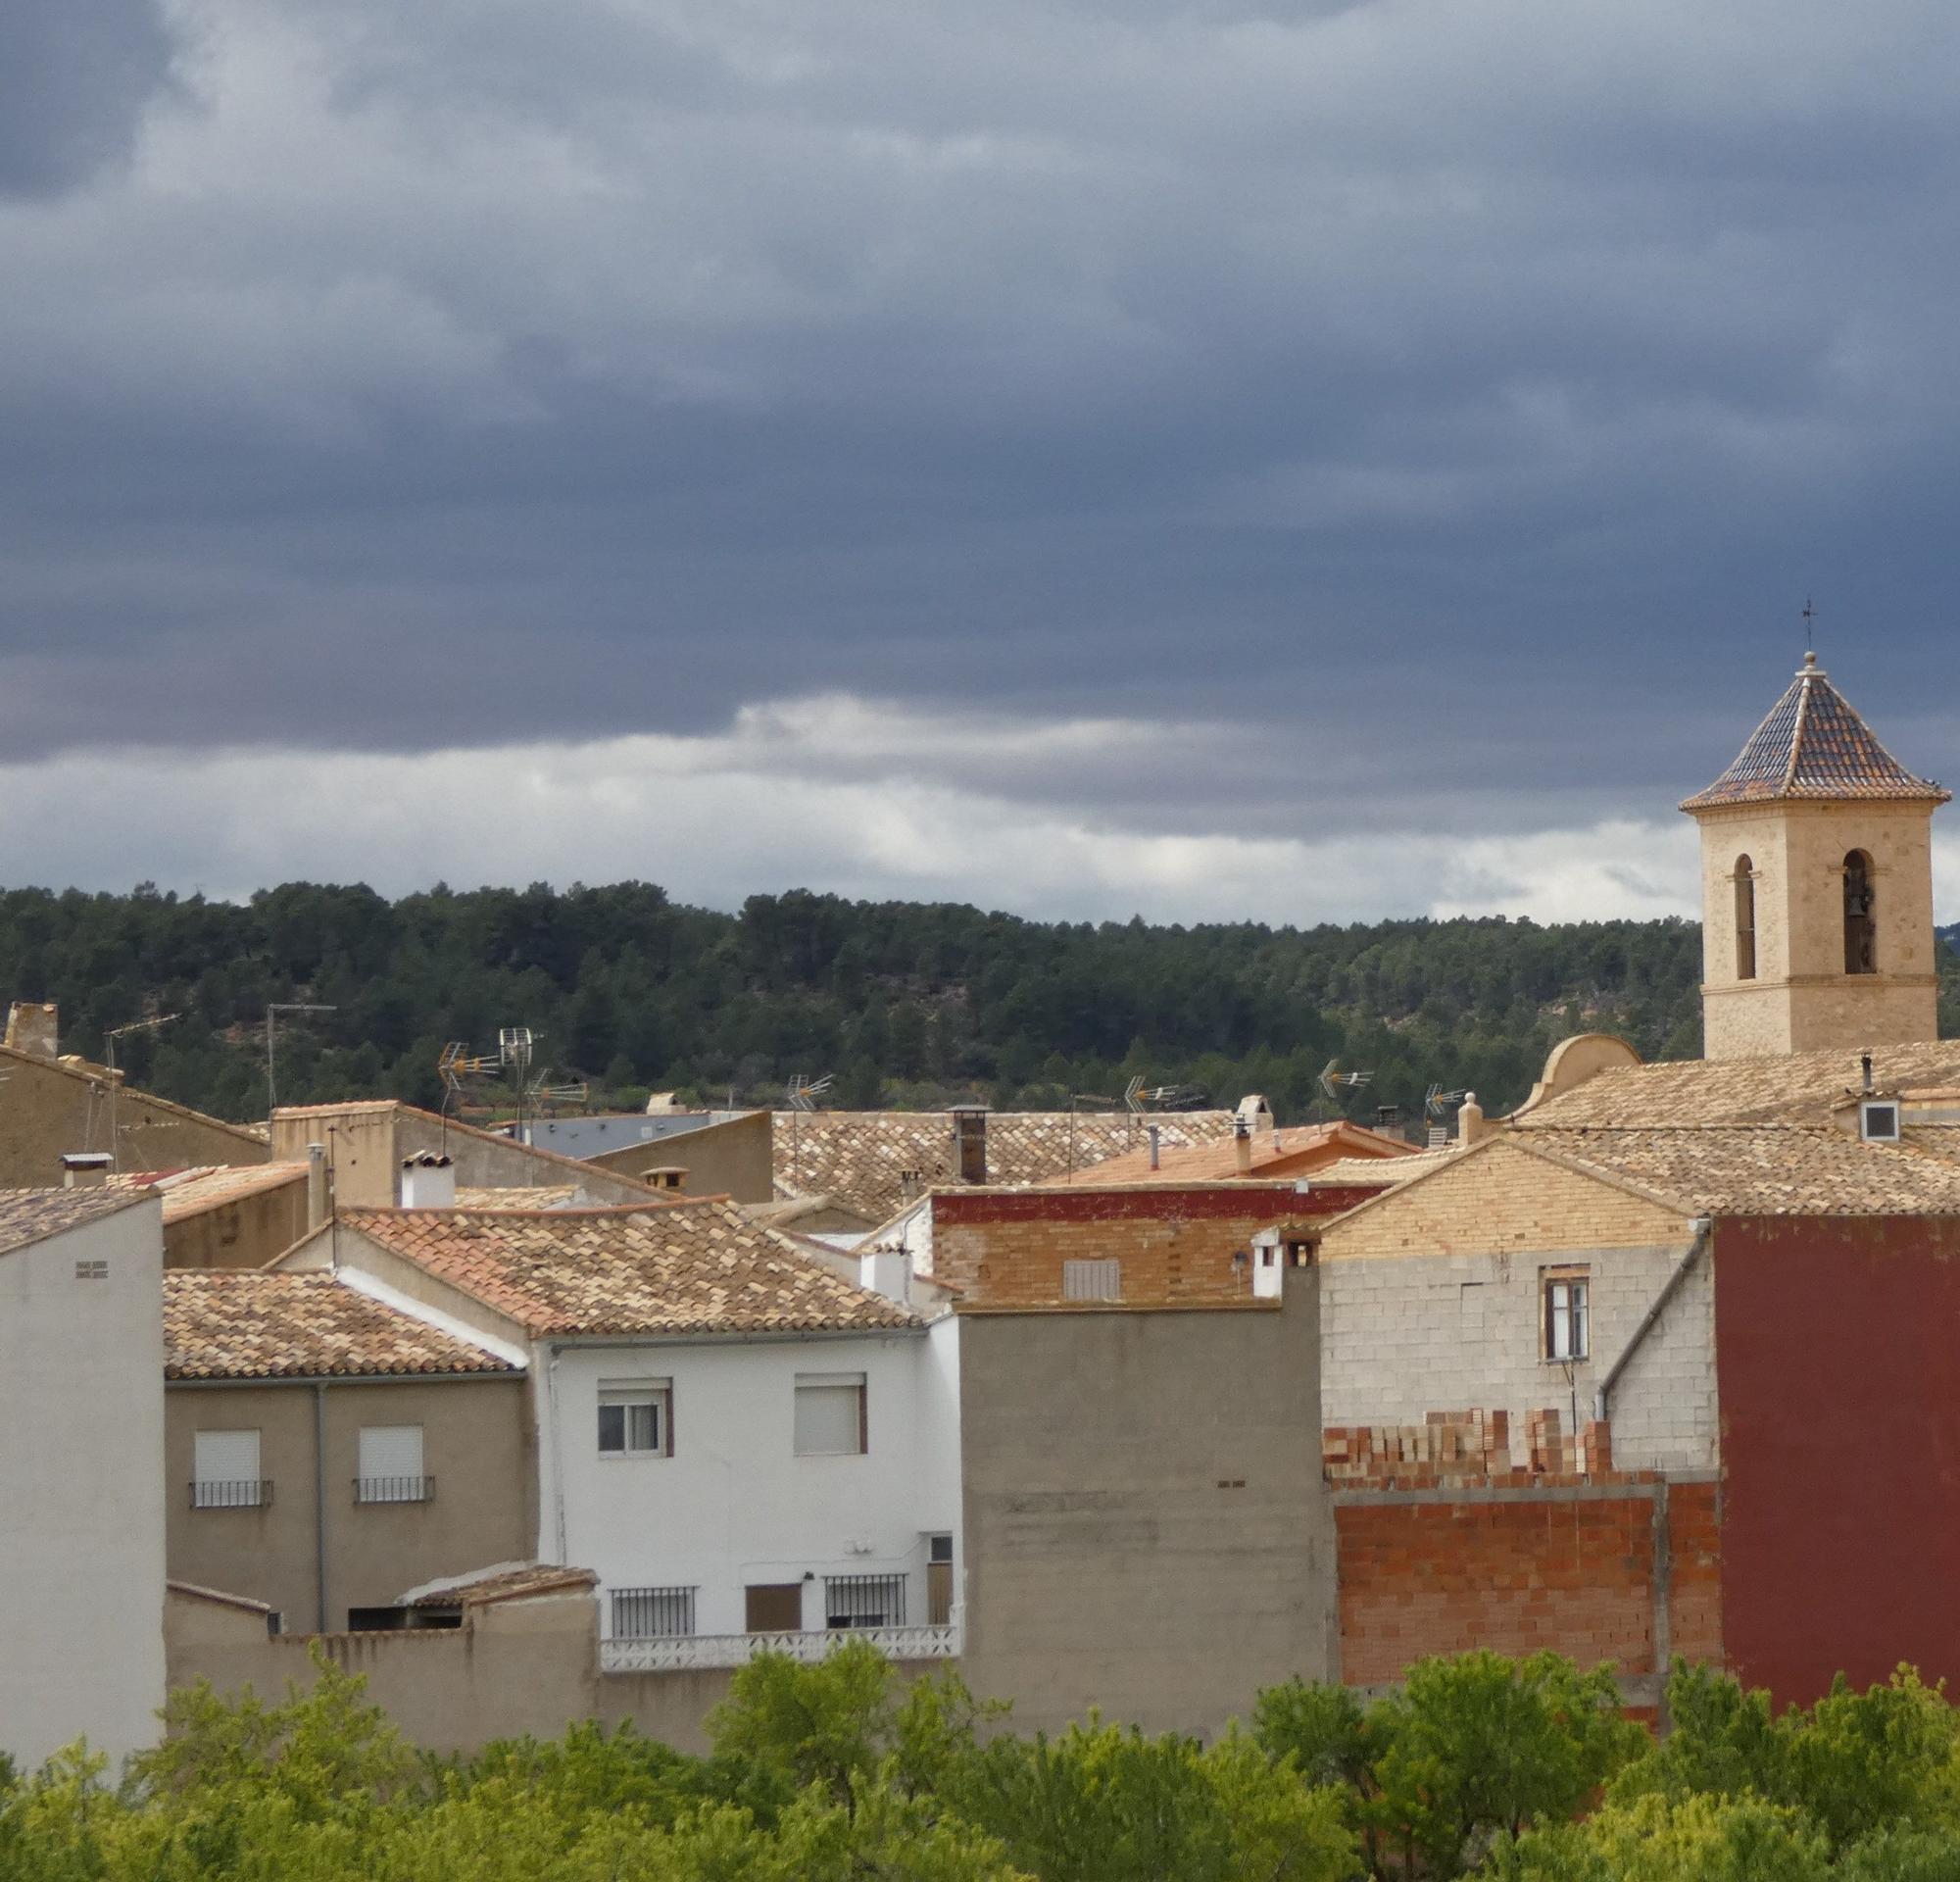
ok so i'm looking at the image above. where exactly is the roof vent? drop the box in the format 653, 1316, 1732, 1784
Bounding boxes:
1859, 1099, 1900, 1144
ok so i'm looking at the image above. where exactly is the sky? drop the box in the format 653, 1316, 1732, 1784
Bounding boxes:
7, 0, 1960, 925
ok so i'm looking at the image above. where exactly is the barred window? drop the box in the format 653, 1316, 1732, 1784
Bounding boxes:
824, 1573, 906, 1630
611, 1586, 696, 1639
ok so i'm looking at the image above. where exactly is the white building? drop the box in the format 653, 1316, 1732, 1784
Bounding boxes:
0, 1190, 168, 1766
283, 1198, 961, 1668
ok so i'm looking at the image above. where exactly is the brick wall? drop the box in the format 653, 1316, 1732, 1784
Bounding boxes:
931, 1185, 1352, 1307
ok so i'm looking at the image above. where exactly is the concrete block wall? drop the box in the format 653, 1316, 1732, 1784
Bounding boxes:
1319, 1241, 1717, 1475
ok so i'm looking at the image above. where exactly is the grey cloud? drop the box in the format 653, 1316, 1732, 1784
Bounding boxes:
0, 0, 176, 195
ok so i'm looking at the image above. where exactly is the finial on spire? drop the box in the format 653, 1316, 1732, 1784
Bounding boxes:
1802, 596, 1817, 659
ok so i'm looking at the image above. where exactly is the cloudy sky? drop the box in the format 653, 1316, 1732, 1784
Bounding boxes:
7, 0, 1960, 924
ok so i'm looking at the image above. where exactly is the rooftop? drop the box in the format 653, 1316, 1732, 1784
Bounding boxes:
338, 1197, 917, 1338
1312, 1147, 1462, 1188
1515, 1125, 1960, 1218
1513, 1040, 1960, 1130
1681, 654, 1949, 811
164, 1270, 518, 1379
111, 1161, 309, 1223
773, 1109, 1238, 1221
517, 1112, 747, 1159
1053, 1118, 1414, 1186
0, 1187, 152, 1259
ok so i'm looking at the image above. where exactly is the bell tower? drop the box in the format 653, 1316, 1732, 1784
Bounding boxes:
1683, 652, 1948, 1062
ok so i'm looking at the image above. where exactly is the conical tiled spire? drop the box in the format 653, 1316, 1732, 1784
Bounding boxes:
1681, 654, 1949, 810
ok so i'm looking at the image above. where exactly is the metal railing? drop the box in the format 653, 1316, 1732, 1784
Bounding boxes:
600, 1624, 958, 1674
354, 1475, 436, 1505
190, 1479, 272, 1511
612, 1586, 696, 1640
823, 1573, 906, 1629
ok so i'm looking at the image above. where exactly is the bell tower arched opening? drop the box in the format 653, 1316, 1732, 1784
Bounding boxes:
1733, 856, 1756, 980
1843, 850, 1877, 975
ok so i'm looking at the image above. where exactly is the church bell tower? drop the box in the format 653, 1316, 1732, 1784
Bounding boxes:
1683, 652, 1948, 1062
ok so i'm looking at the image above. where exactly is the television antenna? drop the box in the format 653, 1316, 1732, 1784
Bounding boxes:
1317, 1059, 1374, 1106
1424, 1084, 1471, 1120
785, 1073, 834, 1114
103, 1010, 179, 1172
266, 1003, 336, 1116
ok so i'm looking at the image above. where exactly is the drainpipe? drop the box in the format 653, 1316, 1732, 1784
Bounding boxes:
313, 1381, 330, 1633
1593, 1216, 1712, 1422
545, 1343, 568, 1563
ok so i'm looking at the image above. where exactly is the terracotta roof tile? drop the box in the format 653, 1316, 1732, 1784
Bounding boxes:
1053, 1120, 1414, 1185
1313, 1147, 1462, 1187
772, 1110, 1237, 1220
111, 1162, 309, 1223
340, 1198, 917, 1337
405, 1564, 596, 1608
1682, 655, 1948, 810
1513, 1040, 1960, 1130
164, 1271, 518, 1379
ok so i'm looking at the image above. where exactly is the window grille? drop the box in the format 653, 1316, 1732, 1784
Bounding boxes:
611, 1586, 697, 1639
190, 1478, 272, 1510
1061, 1259, 1121, 1302
355, 1475, 435, 1504
824, 1573, 906, 1630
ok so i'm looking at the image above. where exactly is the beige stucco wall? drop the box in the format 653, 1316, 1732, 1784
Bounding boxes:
956, 1285, 1333, 1740
1694, 800, 1940, 1060
0, 1200, 168, 1766
166, 1175, 313, 1270
0, 1049, 266, 1188
166, 1375, 535, 1631
582, 1112, 774, 1204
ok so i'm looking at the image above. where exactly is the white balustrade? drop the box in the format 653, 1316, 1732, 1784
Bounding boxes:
600, 1623, 958, 1674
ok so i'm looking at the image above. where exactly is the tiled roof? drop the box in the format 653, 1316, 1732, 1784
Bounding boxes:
1514, 1040, 1960, 1130
164, 1271, 518, 1379
339, 1199, 917, 1337
1053, 1120, 1414, 1186
405, 1564, 597, 1609
1515, 1125, 1960, 1217
111, 1162, 308, 1223
453, 1185, 581, 1210
0, 1187, 152, 1259
1682, 655, 1948, 810
1313, 1148, 1462, 1188
772, 1110, 1237, 1221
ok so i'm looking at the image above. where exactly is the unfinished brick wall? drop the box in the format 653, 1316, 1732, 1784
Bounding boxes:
930, 1186, 1352, 1307
1322, 1408, 1615, 1489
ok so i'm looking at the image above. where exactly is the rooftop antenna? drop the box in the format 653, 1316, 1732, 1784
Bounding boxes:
103, 1010, 178, 1173
266, 1003, 335, 1119
1316, 1058, 1373, 1116
784, 1072, 835, 1201
436, 1040, 501, 1156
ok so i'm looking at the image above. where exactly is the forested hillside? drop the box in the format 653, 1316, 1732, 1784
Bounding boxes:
5, 880, 1953, 1126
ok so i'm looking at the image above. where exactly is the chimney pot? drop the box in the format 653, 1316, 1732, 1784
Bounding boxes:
1147, 1124, 1160, 1170
951, 1106, 989, 1184
307, 1142, 329, 1230
1232, 1116, 1253, 1176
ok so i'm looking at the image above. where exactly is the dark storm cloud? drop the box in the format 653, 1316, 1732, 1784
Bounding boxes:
1, 0, 176, 195
3, 0, 1960, 892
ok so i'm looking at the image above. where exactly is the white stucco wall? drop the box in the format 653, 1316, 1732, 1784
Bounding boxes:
538, 1318, 962, 1638
1320, 1239, 1717, 1473
0, 1200, 167, 1767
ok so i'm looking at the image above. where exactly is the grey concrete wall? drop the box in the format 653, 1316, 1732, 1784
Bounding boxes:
1320, 1240, 1715, 1474
957, 1279, 1334, 1740
167, 1375, 535, 1630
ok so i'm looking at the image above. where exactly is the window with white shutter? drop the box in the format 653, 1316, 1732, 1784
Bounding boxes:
597, 1382, 672, 1458
356, 1425, 430, 1503
192, 1429, 266, 1509
794, 1373, 866, 1456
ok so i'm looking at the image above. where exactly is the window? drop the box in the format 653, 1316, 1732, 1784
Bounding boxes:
1734, 855, 1757, 980
825, 1573, 906, 1629
1860, 1100, 1901, 1144
745, 1583, 805, 1633
611, 1586, 696, 1639
926, 1533, 954, 1626
1544, 1271, 1590, 1362
598, 1382, 672, 1458
795, 1373, 866, 1456
192, 1429, 267, 1509
1061, 1258, 1121, 1301
1844, 850, 1877, 974
356, 1425, 431, 1503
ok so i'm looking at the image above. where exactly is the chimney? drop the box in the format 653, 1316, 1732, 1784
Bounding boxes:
1456, 1093, 1486, 1147
307, 1143, 329, 1229
1862, 1054, 1874, 1093
399, 1152, 456, 1209
5, 1002, 58, 1061
641, 1165, 687, 1192
1147, 1125, 1160, 1170
858, 1248, 909, 1305
60, 1151, 112, 1189
1233, 1116, 1253, 1176
951, 1106, 989, 1184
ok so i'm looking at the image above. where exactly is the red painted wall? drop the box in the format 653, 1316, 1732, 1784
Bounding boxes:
1714, 1214, 1960, 1705
933, 1182, 1371, 1228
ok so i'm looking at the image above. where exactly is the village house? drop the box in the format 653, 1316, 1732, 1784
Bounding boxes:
0, 1188, 168, 1765
1314, 653, 1960, 1709
275, 1198, 963, 1664
114, 1160, 319, 1269
164, 1269, 532, 1632
514, 1109, 774, 1204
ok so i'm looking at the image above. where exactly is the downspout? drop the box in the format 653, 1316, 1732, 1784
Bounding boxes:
1594, 1216, 1712, 1422
544, 1343, 568, 1563
313, 1380, 330, 1633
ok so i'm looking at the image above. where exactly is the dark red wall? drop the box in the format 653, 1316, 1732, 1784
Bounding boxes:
934, 1182, 1375, 1228
1714, 1214, 1960, 1705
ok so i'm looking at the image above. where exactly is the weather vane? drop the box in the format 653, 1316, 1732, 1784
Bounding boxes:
1801, 596, 1816, 658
